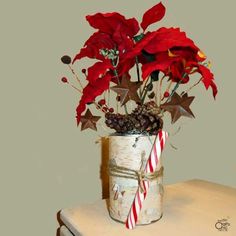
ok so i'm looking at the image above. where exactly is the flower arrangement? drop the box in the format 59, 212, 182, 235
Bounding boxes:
60, 2, 217, 134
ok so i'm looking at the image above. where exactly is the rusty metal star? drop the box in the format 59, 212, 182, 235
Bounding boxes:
80, 109, 101, 131
111, 75, 142, 106
161, 92, 195, 123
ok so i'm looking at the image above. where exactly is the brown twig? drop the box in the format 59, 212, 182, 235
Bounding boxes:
140, 76, 150, 98
69, 83, 82, 94
158, 74, 166, 106
182, 77, 203, 95
161, 79, 172, 101
116, 99, 119, 114
68, 65, 84, 90
188, 69, 198, 75
166, 80, 173, 92
108, 89, 110, 107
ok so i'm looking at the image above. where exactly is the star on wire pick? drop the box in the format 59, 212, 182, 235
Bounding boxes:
111, 75, 142, 106
161, 92, 195, 124
80, 109, 101, 131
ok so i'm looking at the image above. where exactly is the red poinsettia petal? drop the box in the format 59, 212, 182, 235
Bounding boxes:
210, 80, 218, 99
142, 60, 169, 80
126, 18, 140, 37
86, 12, 139, 37
141, 2, 166, 31
144, 27, 199, 54
197, 64, 218, 98
72, 32, 115, 63
123, 31, 158, 61
170, 47, 199, 62
141, 52, 179, 80
112, 24, 134, 54
72, 46, 94, 63
76, 73, 111, 124
195, 64, 214, 89
87, 60, 113, 84
189, 62, 218, 98
116, 58, 136, 77
122, 29, 198, 68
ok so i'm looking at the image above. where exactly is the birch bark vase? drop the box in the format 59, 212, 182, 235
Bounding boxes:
108, 134, 164, 225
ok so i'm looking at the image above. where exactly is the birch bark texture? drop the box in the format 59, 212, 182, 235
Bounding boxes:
108, 134, 164, 224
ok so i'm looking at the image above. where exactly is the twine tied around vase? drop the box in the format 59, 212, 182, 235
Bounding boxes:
108, 162, 164, 193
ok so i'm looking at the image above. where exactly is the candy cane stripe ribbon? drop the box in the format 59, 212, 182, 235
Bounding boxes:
125, 130, 168, 229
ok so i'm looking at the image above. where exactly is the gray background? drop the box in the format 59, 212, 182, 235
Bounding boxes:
0, 0, 235, 235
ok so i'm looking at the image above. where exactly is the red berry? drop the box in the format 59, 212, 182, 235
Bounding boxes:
164, 91, 170, 97
81, 69, 86, 74
61, 77, 68, 83
109, 108, 114, 113
98, 99, 106, 106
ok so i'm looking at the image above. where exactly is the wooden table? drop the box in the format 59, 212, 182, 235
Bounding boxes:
58, 180, 236, 235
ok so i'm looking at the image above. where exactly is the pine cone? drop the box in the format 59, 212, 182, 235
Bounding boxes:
105, 102, 163, 134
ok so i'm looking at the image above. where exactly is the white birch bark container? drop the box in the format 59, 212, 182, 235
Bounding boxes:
108, 134, 164, 225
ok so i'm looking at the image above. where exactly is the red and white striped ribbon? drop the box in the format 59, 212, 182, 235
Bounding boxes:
125, 130, 168, 229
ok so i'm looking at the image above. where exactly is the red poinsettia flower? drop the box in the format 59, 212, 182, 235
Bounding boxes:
73, 12, 139, 63
141, 48, 217, 98
72, 12, 140, 84
122, 27, 199, 63
73, 2, 168, 78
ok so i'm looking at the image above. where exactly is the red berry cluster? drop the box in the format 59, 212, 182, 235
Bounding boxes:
97, 99, 114, 113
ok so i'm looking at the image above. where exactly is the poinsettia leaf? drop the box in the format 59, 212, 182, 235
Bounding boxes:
141, 2, 166, 31
72, 32, 115, 63
87, 60, 113, 84
141, 52, 178, 80
112, 24, 134, 54
76, 74, 111, 124
86, 12, 139, 37
197, 64, 214, 89
197, 64, 218, 98
142, 61, 167, 80
122, 32, 158, 62
144, 27, 199, 54
189, 62, 218, 98
116, 58, 136, 78
210, 80, 218, 99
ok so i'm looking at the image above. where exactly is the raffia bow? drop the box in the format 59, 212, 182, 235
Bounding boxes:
108, 162, 164, 193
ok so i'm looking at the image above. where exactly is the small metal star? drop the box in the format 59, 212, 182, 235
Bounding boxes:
111, 75, 142, 106
161, 92, 195, 123
80, 109, 101, 131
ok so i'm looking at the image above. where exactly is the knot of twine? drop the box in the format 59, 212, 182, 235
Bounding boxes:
108, 162, 164, 193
